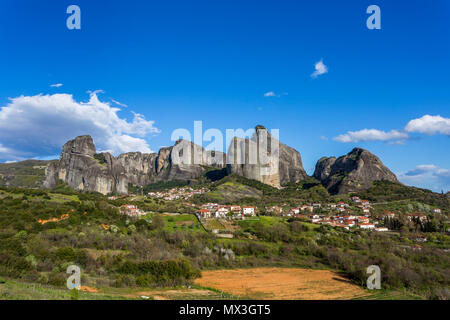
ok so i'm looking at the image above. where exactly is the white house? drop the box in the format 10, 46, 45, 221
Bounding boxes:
309, 214, 321, 223
197, 209, 211, 219
242, 206, 256, 216
359, 223, 375, 230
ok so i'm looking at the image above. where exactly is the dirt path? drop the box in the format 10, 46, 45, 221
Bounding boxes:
195, 267, 370, 300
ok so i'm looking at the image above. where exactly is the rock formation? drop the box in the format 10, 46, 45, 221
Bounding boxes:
226, 126, 307, 188
44, 136, 227, 195
43, 135, 128, 194
313, 147, 399, 194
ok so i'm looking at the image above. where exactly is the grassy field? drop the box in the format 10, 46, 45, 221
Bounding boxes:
0, 278, 131, 300
0, 277, 232, 300
162, 214, 205, 233
237, 215, 320, 231
0, 190, 79, 203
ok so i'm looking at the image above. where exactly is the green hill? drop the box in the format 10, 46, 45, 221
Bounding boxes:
0, 160, 54, 188
205, 180, 263, 203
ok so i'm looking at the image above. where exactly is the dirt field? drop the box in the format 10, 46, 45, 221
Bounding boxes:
195, 267, 370, 300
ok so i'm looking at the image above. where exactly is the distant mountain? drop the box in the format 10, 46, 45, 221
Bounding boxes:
2, 126, 406, 196
0, 160, 54, 188
313, 147, 399, 194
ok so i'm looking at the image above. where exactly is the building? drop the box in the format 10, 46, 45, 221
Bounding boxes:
242, 206, 256, 216
267, 206, 283, 214
197, 209, 211, 219
309, 214, 321, 223
230, 205, 241, 213
215, 207, 229, 218
120, 204, 144, 218
357, 216, 370, 224
433, 208, 441, 214
359, 223, 375, 230
301, 205, 314, 213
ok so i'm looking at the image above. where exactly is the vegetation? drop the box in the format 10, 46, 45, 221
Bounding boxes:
0, 177, 449, 300
0, 160, 51, 188
93, 153, 106, 165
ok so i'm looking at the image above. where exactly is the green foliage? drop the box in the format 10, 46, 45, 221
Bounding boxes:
0, 183, 448, 299
0, 160, 50, 188
361, 181, 449, 210
93, 153, 107, 165
116, 259, 201, 287
142, 180, 190, 193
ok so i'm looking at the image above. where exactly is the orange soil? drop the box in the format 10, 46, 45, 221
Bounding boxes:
195, 267, 370, 300
80, 286, 99, 293
37, 213, 70, 225
101, 224, 110, 230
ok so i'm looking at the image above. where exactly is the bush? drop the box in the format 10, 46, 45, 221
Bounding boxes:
116, 259, 200, 287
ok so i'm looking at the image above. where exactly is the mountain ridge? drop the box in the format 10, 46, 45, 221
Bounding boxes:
4, 127, 403, 195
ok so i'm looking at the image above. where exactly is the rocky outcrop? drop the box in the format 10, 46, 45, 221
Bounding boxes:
43, 135, 129, 194
226, 126, 307, 188
116, 152, 157, 186
313, 147, 399, 194
44, 136, 227, 195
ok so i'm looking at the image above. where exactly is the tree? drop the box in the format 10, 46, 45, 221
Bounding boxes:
152, 215, 166, 230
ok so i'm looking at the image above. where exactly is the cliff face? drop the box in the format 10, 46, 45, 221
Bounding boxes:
43, 135, 128, 194
44, 136, 227, 195
226, 126, 307, 188
313, 147, 399, 194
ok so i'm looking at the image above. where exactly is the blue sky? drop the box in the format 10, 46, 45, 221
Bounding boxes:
0, 0, 449, 192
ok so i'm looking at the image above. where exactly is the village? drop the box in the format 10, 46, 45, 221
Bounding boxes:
191, 196, 391, 232
115, 187, 443, 238
147, 186, 208, 201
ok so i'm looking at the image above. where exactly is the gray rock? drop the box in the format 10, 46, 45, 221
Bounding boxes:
116, 152, 158, 186
44, 135, 227, 194
44, 135, 128, 194
313, 147, 399, 194
226, 126, 307, 188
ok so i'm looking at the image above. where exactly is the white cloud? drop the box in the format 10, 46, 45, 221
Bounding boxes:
263, 91, 287, 98
405, 115, 450, 135
111, 99, 128, 108
333, 129, 408, 143
50, 83, 63, 88
311, 59, 328, 78
398, 164, 450, 193
0, 92, 160, 161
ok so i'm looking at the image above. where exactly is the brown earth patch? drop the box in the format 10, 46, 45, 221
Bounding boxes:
195, 267, 370, 300
80, 286, 99, 293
